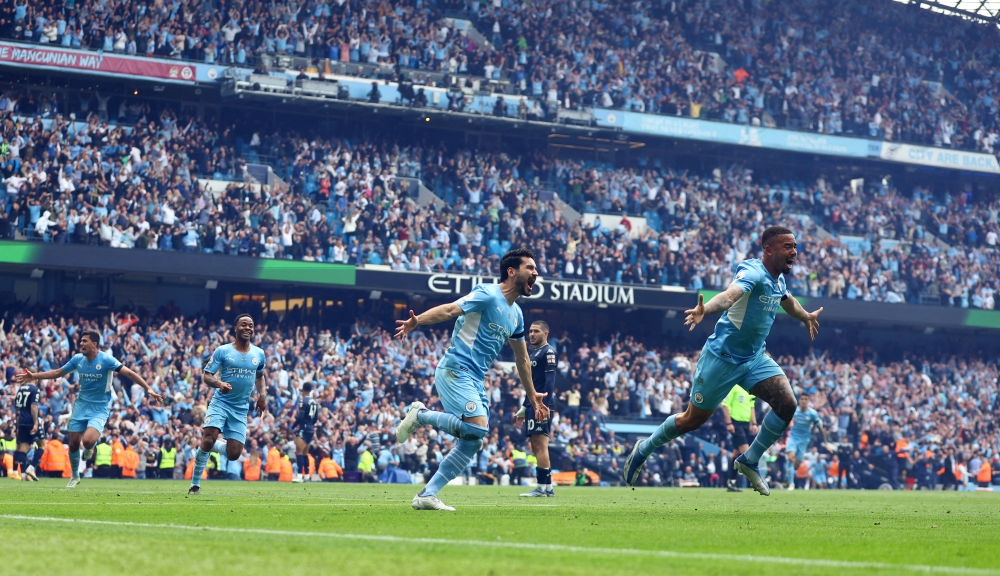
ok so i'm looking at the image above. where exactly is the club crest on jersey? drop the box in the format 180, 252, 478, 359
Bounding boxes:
251, 358, 259, 366
465, 401, 477, 412
95, 364, 102, 370
693, 392, 704, 404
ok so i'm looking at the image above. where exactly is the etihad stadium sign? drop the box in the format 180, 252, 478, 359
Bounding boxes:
425, 273, 635, 305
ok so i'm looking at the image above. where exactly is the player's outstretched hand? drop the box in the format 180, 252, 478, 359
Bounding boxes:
394, 310, 419, 340
805, 307, 823, 341
530, 393, 550, 423
256, 395, 269, 416
147, 390, 164, 404
218, 381, 233, 394
684, 294, 706, 331
15, 370, 34, 384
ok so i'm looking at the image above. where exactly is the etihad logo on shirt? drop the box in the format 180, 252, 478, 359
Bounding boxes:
223, 367, 258, 377
487, 322, 512, 342
758, 294, 782, 312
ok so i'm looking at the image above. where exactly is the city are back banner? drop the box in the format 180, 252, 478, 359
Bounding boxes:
591, 108, 1000, 175
0, 41, 196, 83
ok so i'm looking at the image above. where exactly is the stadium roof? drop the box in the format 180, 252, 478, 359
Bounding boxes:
898, 0, 1000, 24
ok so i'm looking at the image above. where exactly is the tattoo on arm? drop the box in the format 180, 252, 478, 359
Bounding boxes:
702, 284, 746, 316
747, 375, 797, 422
203, 371, 222, 389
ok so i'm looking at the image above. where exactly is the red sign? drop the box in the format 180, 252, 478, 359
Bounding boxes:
0, 42, 195, 83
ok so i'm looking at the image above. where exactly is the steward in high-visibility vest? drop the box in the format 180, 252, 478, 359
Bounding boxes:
977, 461, 993, 487
266, 447, 282, 480
278, 456, 294, 482
159, 445, 177, 476
243, 454, 262, 481
122, 446, 139, 478
40, 438, 69, 476
319, 457, 343, 481
307, 453, 316, 477
110, 437, 125, 478
94, 442, 113, 477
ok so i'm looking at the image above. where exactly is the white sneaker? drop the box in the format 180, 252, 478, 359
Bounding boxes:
788, 484, 796, 491
396, 401, 426, 443
411, 493, 455, 511
292, 474, 304, 483
25, 465, 38, 481
66, 477, 81, 488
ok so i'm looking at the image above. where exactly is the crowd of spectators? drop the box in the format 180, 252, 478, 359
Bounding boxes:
1, 97, 997, 308
1, 307, 997, 490
2, 0, 1000, 157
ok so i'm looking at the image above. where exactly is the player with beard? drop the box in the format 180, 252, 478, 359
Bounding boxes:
395, 248, 550, 511
624, 226, 824, 496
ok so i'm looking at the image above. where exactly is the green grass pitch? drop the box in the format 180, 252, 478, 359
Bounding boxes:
1, 480, 997, 575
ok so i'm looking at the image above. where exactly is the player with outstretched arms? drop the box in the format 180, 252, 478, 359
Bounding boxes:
188, 314, 268, 495
16, 329, 162, 487
394, 248, 550, 511
515, 320, 558, 497
623, 226, 824, 495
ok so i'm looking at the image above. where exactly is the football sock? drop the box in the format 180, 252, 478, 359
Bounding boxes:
419, 438, 483, 497
70, 450, 81, 479
191, 448, 210, 486
212, 439, 227, 455
13, 451, 26, 473
729, 458, 740, 482
744, 410, 789, 464
297, 455, 308, 476
31, 447, 42, 469
536, 467, 551, 486
637, 415, 679, 459
416, 409, 489, 441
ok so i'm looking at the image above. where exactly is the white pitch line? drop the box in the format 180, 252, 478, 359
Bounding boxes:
3, 502, 557, 507
1, 515, 995, 575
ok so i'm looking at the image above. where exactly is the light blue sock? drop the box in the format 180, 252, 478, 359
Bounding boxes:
213, 439, 227, 454
69, 450, 81, 479
419, 438, 482, 497
637, 415, 680, 458
417, 409, 486, 441
191, 448, 210, 486
744, 410, 790, 464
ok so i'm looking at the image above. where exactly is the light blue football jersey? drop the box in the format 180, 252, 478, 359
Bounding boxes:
706, 259, 788, 364
442, 283, 525, 381
61, 351, 123, 404
205, 343, 267, 410
789, 406, 821, 440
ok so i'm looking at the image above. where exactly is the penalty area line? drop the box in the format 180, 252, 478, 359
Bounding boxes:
1, 514, 996, 575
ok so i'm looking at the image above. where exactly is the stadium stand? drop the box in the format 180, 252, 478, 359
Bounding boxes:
2, 0, 1000, 156
0, 99, 996, 307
